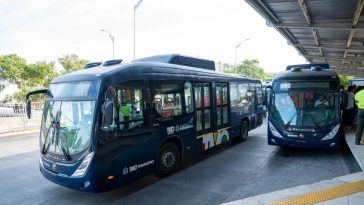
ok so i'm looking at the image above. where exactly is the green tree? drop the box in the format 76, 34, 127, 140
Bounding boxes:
224, 59, 269, 81
58, 54, 89, 74
0, 54, 58, 102
24, 61, 58, 88
0, 54, 27, 86
339, 75, 353, 89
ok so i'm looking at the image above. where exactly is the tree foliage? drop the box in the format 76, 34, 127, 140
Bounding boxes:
224, 59, 269, 81
0, 54, 27, 87
339, 75, 353, 89
58, 54, 89, 74
0, 54, 57, 89
0, 54, 59, 102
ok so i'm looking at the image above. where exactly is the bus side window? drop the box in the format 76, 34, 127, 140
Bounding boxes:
255, 83, 263, 105
238, 83, 249, 109
229, 82, 238, 108
184, 82, 194, 113
222, 84, 229, 124
116, 86, 144, 130
152, 82, 182, 119
101, 87, 117, 131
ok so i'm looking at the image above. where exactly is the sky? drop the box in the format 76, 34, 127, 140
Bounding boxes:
0, 0, 307, 73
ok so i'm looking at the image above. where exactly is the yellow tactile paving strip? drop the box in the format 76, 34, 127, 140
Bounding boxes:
269, 180, 364, 205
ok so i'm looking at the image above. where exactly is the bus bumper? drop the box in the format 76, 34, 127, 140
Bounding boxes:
267, 121, 341, 149
268, 135, 340, 149
39, 164, 96, 192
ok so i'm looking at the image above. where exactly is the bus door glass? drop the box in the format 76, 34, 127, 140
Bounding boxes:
216, 83, 229, 128
194, 83, 212, 134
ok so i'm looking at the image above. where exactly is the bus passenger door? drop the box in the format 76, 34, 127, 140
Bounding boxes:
196, 82, 230, 152
194, 83, 213, 151
215, 83, 229, 130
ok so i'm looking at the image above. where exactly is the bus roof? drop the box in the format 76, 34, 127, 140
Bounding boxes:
285, 63, 329, 71
52, 55, 261, 84
133, 54, 215, 71
274, 67, 339, 82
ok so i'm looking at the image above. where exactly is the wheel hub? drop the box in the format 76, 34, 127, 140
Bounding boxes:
162, 151, 175, 168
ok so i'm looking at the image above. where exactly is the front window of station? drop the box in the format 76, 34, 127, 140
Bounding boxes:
271, 81, 339, 127
41, 81, 98, 156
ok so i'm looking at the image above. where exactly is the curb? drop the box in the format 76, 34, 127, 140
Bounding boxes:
0, 128, 40, 138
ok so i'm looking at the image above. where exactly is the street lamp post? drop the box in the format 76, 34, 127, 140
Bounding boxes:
134, 0, 144, 60
234, 38, 250, 73
100, 29, 115, 59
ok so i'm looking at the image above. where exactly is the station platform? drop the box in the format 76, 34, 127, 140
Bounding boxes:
223, 128, 364, 205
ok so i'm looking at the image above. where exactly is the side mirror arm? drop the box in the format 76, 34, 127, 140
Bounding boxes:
25, 89, 51, 119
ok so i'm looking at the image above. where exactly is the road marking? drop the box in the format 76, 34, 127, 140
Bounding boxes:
269, 180, 364, 205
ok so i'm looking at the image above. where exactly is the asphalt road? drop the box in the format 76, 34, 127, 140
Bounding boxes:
0, 120, 360, 205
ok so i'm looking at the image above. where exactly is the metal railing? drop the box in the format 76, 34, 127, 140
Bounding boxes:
0, 102, 43, 134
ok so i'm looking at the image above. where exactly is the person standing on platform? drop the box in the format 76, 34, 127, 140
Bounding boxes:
343, 86, 355, 127
354, 87, 364, 145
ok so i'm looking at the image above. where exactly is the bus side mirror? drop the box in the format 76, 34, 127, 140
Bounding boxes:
247, 90, 252, 97
265, 85, 273, 110
25, 89, 50, 119
102, 100, 114, 127
26, 100, 32, 119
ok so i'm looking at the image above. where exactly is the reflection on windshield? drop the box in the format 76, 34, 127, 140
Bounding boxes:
271, 92, 338, 127
41, 100, 95, 155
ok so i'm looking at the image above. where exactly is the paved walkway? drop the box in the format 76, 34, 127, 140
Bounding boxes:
223, 128, 364, 205
0, 128, 39, 138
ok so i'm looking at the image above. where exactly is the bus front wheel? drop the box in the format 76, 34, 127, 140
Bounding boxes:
156, 143, 180, 176
234, 121, 249, 142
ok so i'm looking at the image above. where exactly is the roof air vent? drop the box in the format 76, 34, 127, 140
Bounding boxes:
291, 67, 301, 72
102, 59, 123, 66
311, 66, 322, 71
84, 62, 102, 69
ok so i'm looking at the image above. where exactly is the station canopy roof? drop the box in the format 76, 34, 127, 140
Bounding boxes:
245, 0, 364, 76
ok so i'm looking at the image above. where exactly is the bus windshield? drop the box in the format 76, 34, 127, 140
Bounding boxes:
41, 100, 95, 156
41, 81, 98, 156
271, 92, 338, 127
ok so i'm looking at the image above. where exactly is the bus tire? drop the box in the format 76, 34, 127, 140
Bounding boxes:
234, 121, 249, 142
156, 143, 180, 176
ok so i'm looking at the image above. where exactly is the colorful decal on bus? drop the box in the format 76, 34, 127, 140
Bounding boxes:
198, 128, 230, 151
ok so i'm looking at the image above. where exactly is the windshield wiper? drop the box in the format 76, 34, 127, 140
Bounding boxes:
284, 112, 297, 129
43, 110, 71, 161
54, 110, 71, 161
60, 144, 70, 161
42, 102, 56, 155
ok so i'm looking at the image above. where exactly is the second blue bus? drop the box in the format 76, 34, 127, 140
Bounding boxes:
266, 64, 342, 149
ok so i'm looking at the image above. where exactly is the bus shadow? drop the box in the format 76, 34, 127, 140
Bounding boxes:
272, 140, 360, 174
67, 141, 241, 202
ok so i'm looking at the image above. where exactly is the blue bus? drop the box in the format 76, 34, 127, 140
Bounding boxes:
349, 78, 364, 87
266, 64, 342, 149
26, 54, 264, 192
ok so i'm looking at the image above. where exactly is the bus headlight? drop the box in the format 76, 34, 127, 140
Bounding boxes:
39, 157, 44, 168
72, 152, 94, 177
269, 122, 283, 138
321, 124, 340, 141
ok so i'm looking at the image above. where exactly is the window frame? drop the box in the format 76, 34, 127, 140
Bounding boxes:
216, 82, 229, 128
150, 80, 183, 121
194, 82, 212, 134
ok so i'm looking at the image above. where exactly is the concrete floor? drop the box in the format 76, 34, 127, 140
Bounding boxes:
0, 120, 360, 205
